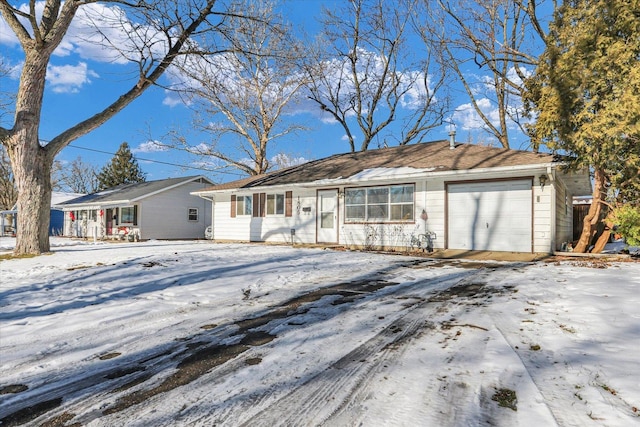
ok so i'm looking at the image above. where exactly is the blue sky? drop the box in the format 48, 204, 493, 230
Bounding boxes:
0, 0, 540, 184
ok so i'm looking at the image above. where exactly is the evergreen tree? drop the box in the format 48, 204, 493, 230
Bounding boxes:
97, 142, 146, 190
525, 0, 640, 252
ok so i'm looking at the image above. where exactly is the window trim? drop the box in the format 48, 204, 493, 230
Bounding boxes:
235, 195, 253, 216
120, 206, 136, 225
266, 193, 285, 216
188, 207, 199, 222
344, 183, 415, 223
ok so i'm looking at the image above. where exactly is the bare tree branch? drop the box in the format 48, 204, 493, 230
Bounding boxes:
304, 0, 447, 152
164, 2, 308, 176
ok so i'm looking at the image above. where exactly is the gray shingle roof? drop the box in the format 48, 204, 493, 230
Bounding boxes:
200, 140, 561, 191
60, 176, 212, 207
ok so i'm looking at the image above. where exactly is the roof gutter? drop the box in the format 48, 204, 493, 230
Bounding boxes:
59, 200, 132, 210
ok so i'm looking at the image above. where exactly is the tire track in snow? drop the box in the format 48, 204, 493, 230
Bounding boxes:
236, 269, 505, 427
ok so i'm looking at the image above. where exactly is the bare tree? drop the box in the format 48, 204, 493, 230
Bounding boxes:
427, 0, 549, 148
305, 0, 448, 152
52, 156, 99, 194
0, 0, 270, 254
164, 2, 307, 176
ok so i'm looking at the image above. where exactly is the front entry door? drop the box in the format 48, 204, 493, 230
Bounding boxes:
317, 189, 338, 243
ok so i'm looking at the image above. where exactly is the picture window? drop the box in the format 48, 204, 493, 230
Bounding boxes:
345, 184, 414, 222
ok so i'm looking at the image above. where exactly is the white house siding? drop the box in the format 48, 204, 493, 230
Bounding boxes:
422, 179, 446, 249
211, 169, 562, 253
532, 179, 553, 253
248, 189, 317, 243
554, 179, 573, 249
212, 194, 250, 241
140, 181, 212, 239
212, 189, 318, 244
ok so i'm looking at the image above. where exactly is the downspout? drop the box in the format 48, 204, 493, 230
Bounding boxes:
547, 166, 556, 253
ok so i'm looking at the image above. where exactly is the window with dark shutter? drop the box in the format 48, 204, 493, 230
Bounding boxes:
253, 193, 260, 217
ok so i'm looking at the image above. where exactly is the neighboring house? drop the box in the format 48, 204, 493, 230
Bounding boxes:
192, 138, 592, 254
0, 192, 83, 237
59, 176, 213, 240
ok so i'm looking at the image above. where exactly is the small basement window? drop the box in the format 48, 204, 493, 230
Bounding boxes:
188, 208, 198, 221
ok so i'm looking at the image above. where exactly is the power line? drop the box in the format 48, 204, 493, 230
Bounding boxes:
65, 143, 225, 173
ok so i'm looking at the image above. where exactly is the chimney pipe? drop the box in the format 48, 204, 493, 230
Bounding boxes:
449, 130, 456, 149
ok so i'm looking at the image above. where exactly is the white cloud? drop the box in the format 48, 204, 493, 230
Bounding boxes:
132, 140, 168, 153
46, 62, 98, 93
0, 18, 19, 46
452, 98, 494, 131
162, 94, 183, 108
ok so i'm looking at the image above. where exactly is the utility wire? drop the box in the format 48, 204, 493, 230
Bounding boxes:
65, 143, 244, 177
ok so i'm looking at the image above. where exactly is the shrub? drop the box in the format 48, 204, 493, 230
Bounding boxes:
612, 205, 640, 246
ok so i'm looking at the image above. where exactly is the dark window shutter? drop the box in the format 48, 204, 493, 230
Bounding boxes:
133, 205, 138, 226
260, 193, 266, 217
252, 193, 260, 217
115, 208, 119, 225
231, 195, 237, 218
285, 191, 293, 217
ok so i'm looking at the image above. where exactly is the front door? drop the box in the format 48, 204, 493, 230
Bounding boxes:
317, 189, 338, 243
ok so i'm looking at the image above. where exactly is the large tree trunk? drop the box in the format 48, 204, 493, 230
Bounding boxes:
591, 221, 613, 254
574, 167, 607, 253
6, 48, 54, 255
13, 148, 52, 254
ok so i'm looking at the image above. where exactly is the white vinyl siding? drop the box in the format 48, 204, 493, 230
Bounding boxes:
555, 179, 573, 249
139, 180, 211, 239
214, 190, 317, 244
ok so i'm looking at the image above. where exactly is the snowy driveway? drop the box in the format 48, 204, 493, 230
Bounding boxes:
0, 240, 639, 426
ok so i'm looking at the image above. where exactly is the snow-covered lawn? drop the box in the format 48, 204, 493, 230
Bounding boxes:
0, 238, 638, 426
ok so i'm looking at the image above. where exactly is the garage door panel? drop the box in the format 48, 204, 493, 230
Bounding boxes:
448, 180, 532, 252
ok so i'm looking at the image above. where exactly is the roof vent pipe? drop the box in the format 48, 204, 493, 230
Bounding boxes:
449, 130, 456, 149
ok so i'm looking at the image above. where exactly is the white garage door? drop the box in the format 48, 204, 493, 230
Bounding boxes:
447, 180, 532, 252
